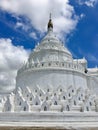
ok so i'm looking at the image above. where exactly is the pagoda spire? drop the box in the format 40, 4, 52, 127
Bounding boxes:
50, 13, 51, 19
47, 13, 53, 31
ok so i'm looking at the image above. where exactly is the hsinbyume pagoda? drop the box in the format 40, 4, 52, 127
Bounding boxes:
0, 16, 98, 129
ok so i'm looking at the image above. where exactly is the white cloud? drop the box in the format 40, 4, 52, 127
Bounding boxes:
15, 22, 30, 31
80, 13, 85, 19
29, 32, 37, 39
0, 38, 29, 93
85, 0, 97, 7
0, 0, 78, 38
78, 0, 98, 7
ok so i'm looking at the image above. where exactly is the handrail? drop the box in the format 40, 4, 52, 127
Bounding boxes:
18, 61, 85, 74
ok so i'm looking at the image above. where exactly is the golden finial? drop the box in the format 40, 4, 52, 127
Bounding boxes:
48, 13, 53, 29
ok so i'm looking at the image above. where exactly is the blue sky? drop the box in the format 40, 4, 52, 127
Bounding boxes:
69, 0, 98, 67
0, 0, 98, 92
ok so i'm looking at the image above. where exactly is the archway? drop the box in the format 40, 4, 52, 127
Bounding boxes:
44, 106, 47, 111
24, 106, 26, 111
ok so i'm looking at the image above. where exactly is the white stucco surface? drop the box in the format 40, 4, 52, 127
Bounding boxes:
0, 17, 98, 128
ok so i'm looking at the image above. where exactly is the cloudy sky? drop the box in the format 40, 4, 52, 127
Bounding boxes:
0, 0, 98, 93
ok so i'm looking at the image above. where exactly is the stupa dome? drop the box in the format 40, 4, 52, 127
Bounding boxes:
16, 17, 85, 92
28, 26, 72, 64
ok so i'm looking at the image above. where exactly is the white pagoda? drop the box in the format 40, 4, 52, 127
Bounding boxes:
0, 16, 98, 129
